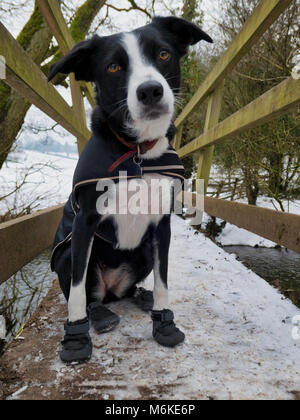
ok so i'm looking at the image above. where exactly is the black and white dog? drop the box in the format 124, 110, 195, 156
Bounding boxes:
49, 16, 212, 364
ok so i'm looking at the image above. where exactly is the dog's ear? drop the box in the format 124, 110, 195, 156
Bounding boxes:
48, 35, 100, 82
152, 16, 213, 54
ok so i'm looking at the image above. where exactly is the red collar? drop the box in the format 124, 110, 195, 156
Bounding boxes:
110, 127, 159, 154
108, 127, 159, 173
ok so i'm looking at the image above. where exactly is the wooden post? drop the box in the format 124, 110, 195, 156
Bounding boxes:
196, 81, 224, 193
0, 205, 64, 285
37, 0, 95, 154
0, 22, 91, 143
178, 76, 300, 158
69, 73, 87, 155
173, 123, 183, 151
175, 0, 293, 128
37, 0, 95, 109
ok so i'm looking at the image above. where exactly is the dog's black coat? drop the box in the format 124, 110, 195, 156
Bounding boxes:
48, 16, 212, 362
50, 131, 185, 303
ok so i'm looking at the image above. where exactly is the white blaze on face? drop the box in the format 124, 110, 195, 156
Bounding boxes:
122, 32, 175, 142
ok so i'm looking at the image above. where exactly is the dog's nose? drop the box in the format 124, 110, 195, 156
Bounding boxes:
137, 81, 164, 106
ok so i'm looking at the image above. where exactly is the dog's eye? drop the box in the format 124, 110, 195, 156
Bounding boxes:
159, 50, 170, 61
108, 63, 121, 73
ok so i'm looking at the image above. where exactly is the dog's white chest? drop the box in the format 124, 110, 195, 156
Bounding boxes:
109, 174, 173, 250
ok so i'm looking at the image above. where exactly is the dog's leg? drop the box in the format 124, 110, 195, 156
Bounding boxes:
68, 234, 94, 322
60, 187, 100, 364
151, 216, 185, 347
86, 261, 120, 334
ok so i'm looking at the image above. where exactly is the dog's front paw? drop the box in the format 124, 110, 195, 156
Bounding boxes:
151, 309, 185, 348
132, 287, 154, 312
60, 317, 92, 364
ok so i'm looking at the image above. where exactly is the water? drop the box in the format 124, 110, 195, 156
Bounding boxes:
224, 246, 300, 308
0, 249, 56, 353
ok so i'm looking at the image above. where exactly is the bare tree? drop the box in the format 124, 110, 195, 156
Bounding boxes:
213, 0, 300, 206
0, 0, 107, 170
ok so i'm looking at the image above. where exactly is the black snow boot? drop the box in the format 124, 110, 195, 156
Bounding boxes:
132, 287, 154, 312
151, 309, 185, 347
87, 301, 120, 334
60, 317, 92, 364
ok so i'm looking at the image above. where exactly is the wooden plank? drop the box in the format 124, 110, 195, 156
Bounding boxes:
173, 123, 183, 151
47, 0, 76, 51
69, 73, 87, 155
0, 22, 91, 143
37, 0, 70, 55
37, 0, 96, 108
38, 1, 88, 153
197, 81, 224, 192
80, 82, 96, 108
0, 205, 64, 286
178, 76, 300, 158
204, 196, 300, 253
177, 193, 300, 253
175, 0, 293, 127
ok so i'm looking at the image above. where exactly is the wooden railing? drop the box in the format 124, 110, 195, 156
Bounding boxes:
0, 0, 93, 284
0, 0, 299, 288
174, 0, 300, 253
0, 205, 64, 286
0, 0, 94, 155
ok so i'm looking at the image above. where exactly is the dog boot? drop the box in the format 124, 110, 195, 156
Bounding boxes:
88, 301, 120, 334
60, 317, 92, 364
132, 287, 154, 312
151, 309, 185, 347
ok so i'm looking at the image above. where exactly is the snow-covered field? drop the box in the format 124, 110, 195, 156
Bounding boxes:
0, 150, 77, 216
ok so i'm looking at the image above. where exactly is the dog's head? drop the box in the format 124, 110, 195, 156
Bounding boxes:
48, 16, 212, 143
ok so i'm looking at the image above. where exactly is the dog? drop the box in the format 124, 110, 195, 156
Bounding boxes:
48, 16, 212, 364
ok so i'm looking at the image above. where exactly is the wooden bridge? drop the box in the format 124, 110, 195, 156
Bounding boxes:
0, 0, 300, 400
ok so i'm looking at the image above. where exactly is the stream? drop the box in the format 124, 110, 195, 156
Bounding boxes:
224, 245, 300, 308
0, 249, 56, 353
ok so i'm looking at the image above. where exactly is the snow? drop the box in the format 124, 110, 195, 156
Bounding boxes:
46, 215, 300, 399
